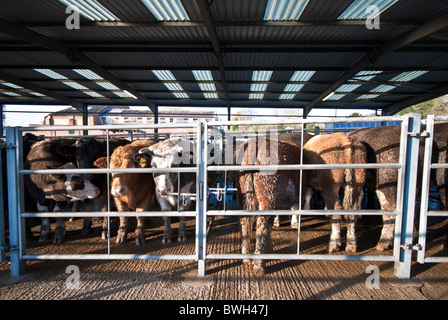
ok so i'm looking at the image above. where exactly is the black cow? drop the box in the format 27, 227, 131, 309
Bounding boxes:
24, 139, 100, 243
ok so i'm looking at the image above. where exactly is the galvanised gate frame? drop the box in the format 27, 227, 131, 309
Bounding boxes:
5, 113, 428, 279
418, 115, 448, 264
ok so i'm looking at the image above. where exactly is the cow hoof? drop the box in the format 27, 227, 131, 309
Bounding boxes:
243, 259, 251, 266
291, 222, 299, 229
345, 243, 357, 253
328, 241, 341, 253
177, 233, 187, 242
135, 237, 145, 246
101, 231, 108, 240
162, 236, 172, 244
53, 226, 66, 244
39, 233, 50, 242
252, 263, 266, 275
273, 221, 280, 228
376, 241, 392, 251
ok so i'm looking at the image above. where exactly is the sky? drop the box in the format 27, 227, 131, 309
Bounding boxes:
2, 104, 375, 127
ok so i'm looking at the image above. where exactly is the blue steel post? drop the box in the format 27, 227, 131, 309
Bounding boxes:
6, 127, 26, 277
0, 143, 5, 262
394, 113, 421, 279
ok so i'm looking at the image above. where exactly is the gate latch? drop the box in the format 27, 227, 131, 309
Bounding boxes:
409, 131, 430, 138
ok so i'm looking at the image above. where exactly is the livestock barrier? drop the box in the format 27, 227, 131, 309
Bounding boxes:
418, 115, 448, 264
3, 113, 447, 280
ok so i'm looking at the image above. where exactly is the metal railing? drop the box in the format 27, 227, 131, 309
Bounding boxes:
418, 115, 448, 263
3, 113, 439, 279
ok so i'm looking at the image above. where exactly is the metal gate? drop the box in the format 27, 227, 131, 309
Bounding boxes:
418, 115, 448, 264
4, 113, 438, 279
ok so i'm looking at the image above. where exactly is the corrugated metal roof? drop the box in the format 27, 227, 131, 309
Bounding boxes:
0, 0, 447, 114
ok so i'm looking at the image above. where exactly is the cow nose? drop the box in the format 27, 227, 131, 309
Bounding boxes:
111, 186, 125, 197
158, 187, 170, 195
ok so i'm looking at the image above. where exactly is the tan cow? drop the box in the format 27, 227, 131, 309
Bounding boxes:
303, 132, 367, 253
94, 139, 157, 246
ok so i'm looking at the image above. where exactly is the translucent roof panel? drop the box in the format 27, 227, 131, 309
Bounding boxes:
264, 0, 310, 21
34, 69, 68, 80
141, 0, 190, 21
73, 69, 104, 80
58, 0, 120, 21
338, 0, 399, 20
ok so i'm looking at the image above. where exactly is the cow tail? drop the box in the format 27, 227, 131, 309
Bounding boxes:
343, 141, 355, 210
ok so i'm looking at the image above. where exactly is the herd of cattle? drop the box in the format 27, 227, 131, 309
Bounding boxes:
14, 122, 448, 274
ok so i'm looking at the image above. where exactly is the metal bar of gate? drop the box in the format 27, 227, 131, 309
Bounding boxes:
0, 143, 5, 262
6, 123, 204, 276
202, 116, 413, 277
418, 115, 448, 264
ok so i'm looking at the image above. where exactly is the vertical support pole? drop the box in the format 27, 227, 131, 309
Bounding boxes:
0, 139, 5, 262
6, 127, 26, 277
394, 113, 421, 279
153, 105, 159, 138
82, 104, 88, 136
1, 104, 4, 138
196, 121, 207, 276
417, 115, 435, 263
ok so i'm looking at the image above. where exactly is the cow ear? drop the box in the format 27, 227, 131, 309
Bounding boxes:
133, 153, 152, 164
94, 157, 108, 168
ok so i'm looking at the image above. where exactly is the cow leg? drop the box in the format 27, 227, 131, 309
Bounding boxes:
345, 215, 357, 253
116, 216, 128, 244
135, 214, 146, 246
273, 215, 281, 228
376, 189, 396, 251
39, 218, 51, 241
53, 202, 66, 244
162, 217, 172, 244
240, 216, 254, 266
322, 190, 343, 253
253, 215, 273, 274
178, 217, 187, 242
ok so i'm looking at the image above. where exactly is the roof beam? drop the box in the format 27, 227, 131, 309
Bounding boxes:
0, 18, 156, 113
0, 70, 84, 111
303, 12, 448, 117
195, 0, 230, 107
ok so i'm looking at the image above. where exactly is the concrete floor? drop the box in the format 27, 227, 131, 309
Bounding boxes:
1, 215, 448, 300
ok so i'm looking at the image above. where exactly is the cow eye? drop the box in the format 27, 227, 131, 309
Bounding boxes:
178, 151, 182, 158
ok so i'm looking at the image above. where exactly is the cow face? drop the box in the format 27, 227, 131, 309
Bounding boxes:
60, 163, 100, 200
74, 137, 103, 169
94, 155, 137, 198
136, 138, 194, 196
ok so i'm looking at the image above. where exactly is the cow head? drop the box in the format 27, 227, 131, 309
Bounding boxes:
59, 163, 100, 200
135, 138, 194, 196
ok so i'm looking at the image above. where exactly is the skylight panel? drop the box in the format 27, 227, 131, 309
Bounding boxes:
193, 70, 218, 99
264, 0, 309, 21
250, 71, 273, 99
96, 81, 120, 90
351, 70, 383, 82
84, 91, 105, 98
336, 84, 361, 92
34, 69, 68, 80
2, 92, 21, 97
58, 0, 120, 21
338, 0, 399, 20
279, 70, 315, 100
390, 71, 428, 82
141, 0, 190, 21
152, 70, 189, 99
29, 92, 46, 97
370, 84, 395, 92
1, 82, 24, 89
327, 94, 346, 101
62, 81, 89, 90
357, 94, 379, 100
73, 69, 104, 80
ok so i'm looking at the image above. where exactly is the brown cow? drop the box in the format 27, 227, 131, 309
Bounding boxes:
303, 132, 367, 253
94, 139, 157, 246
238, 137, 302, 274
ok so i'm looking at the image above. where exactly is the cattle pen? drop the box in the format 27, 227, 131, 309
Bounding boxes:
1, 113, 448, 302
1, 0, 448, 302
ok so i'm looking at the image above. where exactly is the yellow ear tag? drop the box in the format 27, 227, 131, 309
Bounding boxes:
139, 156, 146, 163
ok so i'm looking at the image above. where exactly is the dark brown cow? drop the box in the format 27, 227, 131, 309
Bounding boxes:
94, 139, 157, 246
348, 125, 437, 251
238, 137, 302, 274
303, 132, 367, 253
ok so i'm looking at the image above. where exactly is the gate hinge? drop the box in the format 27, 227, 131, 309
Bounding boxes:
413, 244, 423, 251
400, 244, 413, 250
